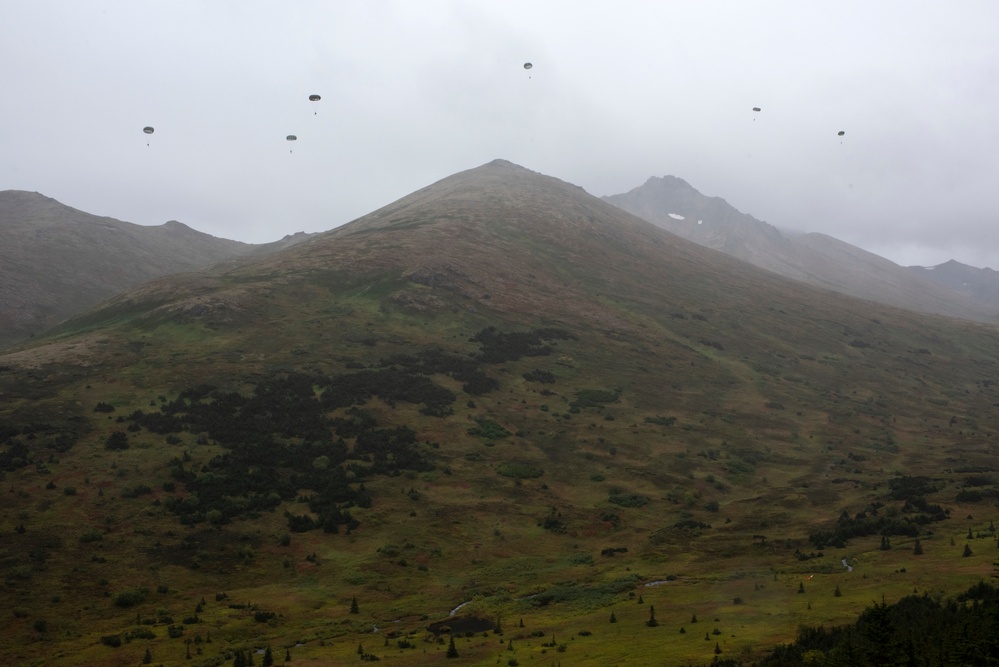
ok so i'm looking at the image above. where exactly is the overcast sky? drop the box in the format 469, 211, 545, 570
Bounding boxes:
3, 1, 999, 268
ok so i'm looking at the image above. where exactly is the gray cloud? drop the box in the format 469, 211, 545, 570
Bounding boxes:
3, 0, 998, 267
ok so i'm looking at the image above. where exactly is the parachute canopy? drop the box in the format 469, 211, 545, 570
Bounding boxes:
752, 107, 761, 112
837, 130, 845, 136
309, 94, 321, 102
142, 126, 154, 134
286, 135, 297, 141
523, 62, 533, 70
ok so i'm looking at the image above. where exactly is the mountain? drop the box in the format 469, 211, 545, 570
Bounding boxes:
908, 259, 999, 310
0, 190, 314, 348
603, 176, 999, 323
3, 160, 999, 667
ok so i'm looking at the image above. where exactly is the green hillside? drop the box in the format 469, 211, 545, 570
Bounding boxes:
2, 161, 997, 666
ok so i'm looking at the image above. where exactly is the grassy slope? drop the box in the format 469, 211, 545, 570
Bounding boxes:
2, 162, 998, 666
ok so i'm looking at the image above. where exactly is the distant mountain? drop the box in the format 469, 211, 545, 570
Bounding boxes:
603, 176, 999, 323
0, 190, 314, 347
908, 259, 999, 310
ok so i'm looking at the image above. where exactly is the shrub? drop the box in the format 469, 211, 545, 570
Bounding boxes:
608, 492, 649, 508
105, 431, 129, 451
114, 588, 148, 608
497, 462, 544, 479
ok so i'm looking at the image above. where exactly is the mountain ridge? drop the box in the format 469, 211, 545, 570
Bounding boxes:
603, 176, 999, 323
0, 189, 314, 347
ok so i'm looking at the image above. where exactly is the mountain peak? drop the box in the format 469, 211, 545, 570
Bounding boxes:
645, 174, 693, 189
484, 158, 521, 168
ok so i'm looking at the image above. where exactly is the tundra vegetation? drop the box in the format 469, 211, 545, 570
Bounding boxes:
3, 163, 999, 665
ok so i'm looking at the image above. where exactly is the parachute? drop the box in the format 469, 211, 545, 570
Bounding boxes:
286, 134, 297, 153
523, 62, 533, 70
837, 130, 845, 136
308, 94, 321, 102
752, 107, 761, 112
142, 126, 154, 134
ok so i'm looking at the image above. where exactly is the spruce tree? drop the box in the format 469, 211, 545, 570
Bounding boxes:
609, 611, 617, 623
142, 647, 152, 664
262, 646, 273, 667
963, 543, 974, 557
913, 538, 923, 555
646, 605, 658, 627
349, 596, 359, 614
446, 636, 459, 658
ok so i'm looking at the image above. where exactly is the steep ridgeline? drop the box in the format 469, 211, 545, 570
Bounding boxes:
3, 160, 999, 666
0, 190, 313, 348
604, 176, 998, 323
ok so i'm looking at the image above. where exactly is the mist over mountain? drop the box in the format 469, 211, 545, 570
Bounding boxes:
3, 161, 999, 666
603, 176, 999, 324
908, 259, 999, 311
0, 190, 313, 348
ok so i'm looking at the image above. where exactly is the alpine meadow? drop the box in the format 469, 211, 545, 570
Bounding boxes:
3, 160, 999, 666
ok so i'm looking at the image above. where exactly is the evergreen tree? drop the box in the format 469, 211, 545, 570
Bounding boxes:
349, 596, 359, 614
285, 648, 291, 662
446, 636, 459, 659
609, 611, 617, 623
262, 646, 273, 667
142, 647, 152, 664
834, 584, 842, 597
646, 605, 658, 627
691, 613, 698, 623
357, 643, 364, 655
637, 594, 644, 604
963, 543, 973, 557
233, 650, 246, 667
913, 538, 923, 555
798, 582, 805, 594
